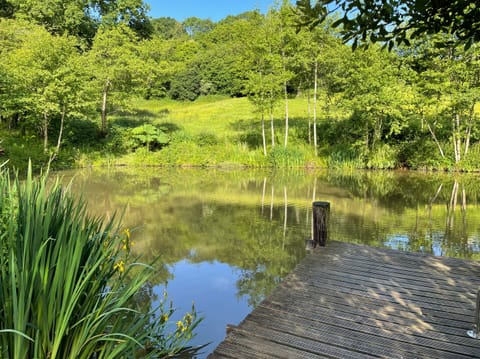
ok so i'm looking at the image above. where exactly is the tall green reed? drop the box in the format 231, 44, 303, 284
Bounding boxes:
0, 165, 201, 358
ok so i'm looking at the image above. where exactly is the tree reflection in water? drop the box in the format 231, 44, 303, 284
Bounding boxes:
59, 168, 480, 356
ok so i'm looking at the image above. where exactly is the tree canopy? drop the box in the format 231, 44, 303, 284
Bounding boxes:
1, 0, 152, 42
295, 0, 480, 49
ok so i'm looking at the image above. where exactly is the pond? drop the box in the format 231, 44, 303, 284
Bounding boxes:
60, 167, 480, 357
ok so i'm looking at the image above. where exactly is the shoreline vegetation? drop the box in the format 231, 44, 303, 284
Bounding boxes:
2, 95, 480, 174
0, 163, 204, 358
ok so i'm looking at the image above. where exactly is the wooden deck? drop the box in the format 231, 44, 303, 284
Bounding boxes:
208, 241, 480, 358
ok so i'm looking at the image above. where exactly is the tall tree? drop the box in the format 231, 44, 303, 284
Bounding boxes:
408, 37, 480, 164
275, 1, 297, 148
0, 19, 91, 154
243, 12, 284, 155
3, 0, 152, 43
341, 45, 414, 167
87, 24, 143, 135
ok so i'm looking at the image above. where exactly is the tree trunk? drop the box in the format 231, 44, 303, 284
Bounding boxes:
261, 111, 267, 156
307, 86, 311, 145
55, 105, 66, 156
101, 80, 110, 135
464, 124, 472, 158
270, 104, 275, 149
313, 58, 318, 157
425, 119, 445, 158
43, 111, 49, 153
453, 113, 461, 163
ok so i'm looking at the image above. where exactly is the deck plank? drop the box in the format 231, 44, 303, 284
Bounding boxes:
208, 241, 480, 358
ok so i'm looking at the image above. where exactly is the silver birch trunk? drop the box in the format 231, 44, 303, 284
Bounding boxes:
425, 120, 445, 158
101, 80, 110, 134
262, 111, 267, 156
307, 86, 311, 145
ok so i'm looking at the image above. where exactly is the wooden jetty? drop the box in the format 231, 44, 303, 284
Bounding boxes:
209, 240, 480, 358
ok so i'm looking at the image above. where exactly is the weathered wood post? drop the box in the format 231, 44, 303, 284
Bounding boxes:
313, 201, 330, 247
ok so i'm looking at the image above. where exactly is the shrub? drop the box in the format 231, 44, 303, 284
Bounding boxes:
195, 132, 220, 147
128, 124, 170, 151
63, 118, 100, 147
0, 165, 201, 358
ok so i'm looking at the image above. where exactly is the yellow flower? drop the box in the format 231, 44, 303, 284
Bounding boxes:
176, 321, 186, 333
184, 313, 193, 326
123, 228, 131, 239
114, 260, 125, 273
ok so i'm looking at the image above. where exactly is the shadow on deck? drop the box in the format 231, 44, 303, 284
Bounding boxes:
209, 241, 480, 358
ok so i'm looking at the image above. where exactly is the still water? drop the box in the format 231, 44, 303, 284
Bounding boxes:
61, 167, 480, 357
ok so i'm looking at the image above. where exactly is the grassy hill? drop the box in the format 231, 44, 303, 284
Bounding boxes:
81, 95, 326, 168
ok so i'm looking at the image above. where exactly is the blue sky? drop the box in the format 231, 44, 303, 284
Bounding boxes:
146, 0, 280, 21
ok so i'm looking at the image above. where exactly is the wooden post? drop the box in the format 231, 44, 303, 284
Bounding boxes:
313, 201, 330, 247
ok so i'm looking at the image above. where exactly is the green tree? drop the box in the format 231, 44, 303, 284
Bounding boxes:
295, 0, 480, 49
243, 12, 285, 155
151, 17, 186, 39
193, 11, 263, 97
136, 36, 181, 99
87, 24, 143, 134
3, 0, 152, 43
408, 37, 480, 165
340, 46, 415, 168
274, 1, 298, 148
295, 20, 348, 155
0, 19, 91, 155
182, 16, 215, 37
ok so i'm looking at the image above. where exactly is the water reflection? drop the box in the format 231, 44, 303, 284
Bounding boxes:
59, 168, 480, 356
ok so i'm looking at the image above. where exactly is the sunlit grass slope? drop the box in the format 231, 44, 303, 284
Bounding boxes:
90, 95, 327, 168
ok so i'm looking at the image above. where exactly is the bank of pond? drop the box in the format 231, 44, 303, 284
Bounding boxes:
1, 166, 480, 358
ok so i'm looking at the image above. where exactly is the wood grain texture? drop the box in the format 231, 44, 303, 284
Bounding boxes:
209, 241, 480, 358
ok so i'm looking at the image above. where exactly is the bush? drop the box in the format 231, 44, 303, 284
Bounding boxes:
195, 131, 220, 147
63, 118, 100, 147
0, 165, 202, 358
128, 124, 170, 151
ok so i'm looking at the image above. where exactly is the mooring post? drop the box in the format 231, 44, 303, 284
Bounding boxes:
313, 201, 330, 247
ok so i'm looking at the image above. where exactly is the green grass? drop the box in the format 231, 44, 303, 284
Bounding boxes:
97, 95, 326, 168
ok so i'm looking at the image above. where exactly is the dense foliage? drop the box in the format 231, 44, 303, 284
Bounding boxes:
0, 0, 479, 171
296, 0, 480, 50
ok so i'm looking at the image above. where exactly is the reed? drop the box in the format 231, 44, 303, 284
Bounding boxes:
0, 164, 200, 358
